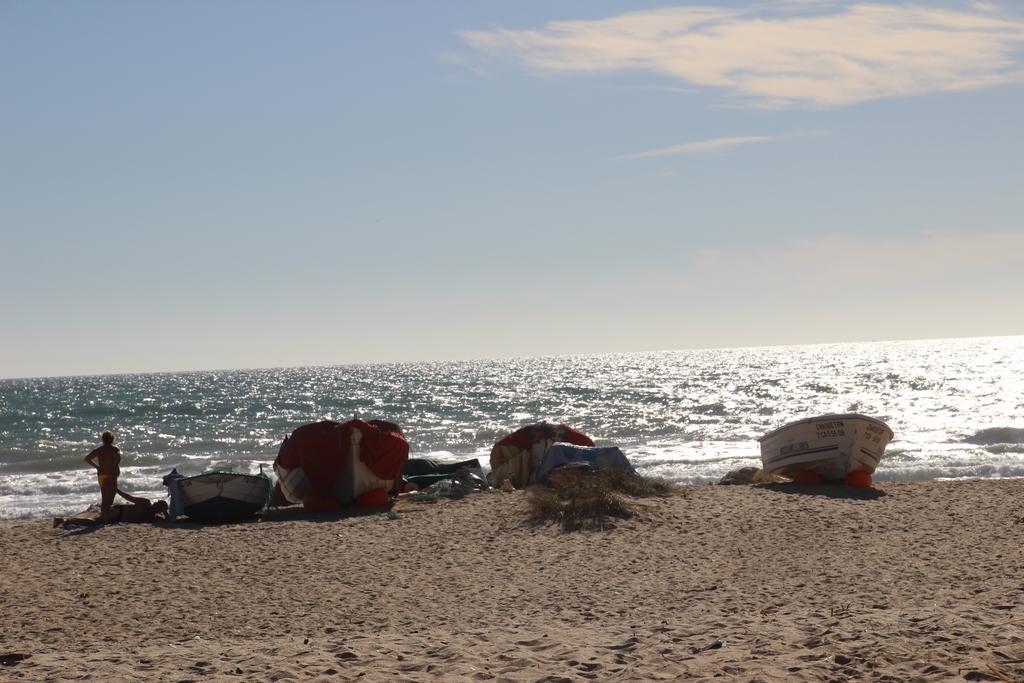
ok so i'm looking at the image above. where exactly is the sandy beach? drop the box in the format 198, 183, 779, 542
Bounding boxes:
2, 479, 1023, 681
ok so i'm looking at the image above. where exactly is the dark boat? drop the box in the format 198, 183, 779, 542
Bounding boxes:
165, 468, 271, 523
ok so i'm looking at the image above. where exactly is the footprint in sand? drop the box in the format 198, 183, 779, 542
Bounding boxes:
515, 638, 542, 646
602, 637, 639, 651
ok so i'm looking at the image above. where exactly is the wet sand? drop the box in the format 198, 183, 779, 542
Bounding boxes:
1, 479, 1023, 681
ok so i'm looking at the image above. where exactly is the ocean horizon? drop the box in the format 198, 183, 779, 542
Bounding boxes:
2, 334, 1023, 519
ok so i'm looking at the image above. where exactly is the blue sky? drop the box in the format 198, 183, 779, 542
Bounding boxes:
2, 0, 1022, 378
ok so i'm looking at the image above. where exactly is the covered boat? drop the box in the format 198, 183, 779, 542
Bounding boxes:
163, 468, 271, 524
403, 457, 486, 490
759, 413, 894, 481
489, 421, 595, 489
534, 443, 635, 483
273, 419, 408, 512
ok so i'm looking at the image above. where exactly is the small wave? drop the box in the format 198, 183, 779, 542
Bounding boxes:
633, 453, 758, 468
964, 427, 1024, 445
878, 448, 917, 464
0, 481, 89, 497
0, 452, 90, 475
72, 403, 134, 418
982, 443, 1024, 454
595, 426, 693, 443
690, 403, 728, 416
415, 449, 492, 464
877, 463, 1024, 481
161, 402, 205, 416
0, 450, 172, 474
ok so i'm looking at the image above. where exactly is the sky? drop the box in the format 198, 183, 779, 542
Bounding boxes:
2, 0, 1023, 378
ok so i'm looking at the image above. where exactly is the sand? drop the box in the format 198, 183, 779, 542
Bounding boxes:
1, 479, 1023, 681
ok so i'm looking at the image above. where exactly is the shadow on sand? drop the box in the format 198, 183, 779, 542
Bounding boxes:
155, 504, 416, 531
759, 482, 888, 500
56, 500, 447, 534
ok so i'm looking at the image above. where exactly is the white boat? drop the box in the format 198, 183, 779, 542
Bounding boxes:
758, 414, 894, 480
166, 469, 271, 523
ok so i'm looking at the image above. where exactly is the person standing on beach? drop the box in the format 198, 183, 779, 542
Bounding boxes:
84, 430, 120, 514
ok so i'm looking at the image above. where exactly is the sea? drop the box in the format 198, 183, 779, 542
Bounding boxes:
1, 335, 1022, 519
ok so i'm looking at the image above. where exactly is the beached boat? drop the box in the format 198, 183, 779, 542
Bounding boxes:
759, 414, 894, 480
167, 469, 271, 523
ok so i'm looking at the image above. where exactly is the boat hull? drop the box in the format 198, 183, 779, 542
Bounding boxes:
759, 414, 894, 480
178, 472, 270, 524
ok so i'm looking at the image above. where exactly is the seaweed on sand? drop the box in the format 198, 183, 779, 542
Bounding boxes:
527, 468, 677, 532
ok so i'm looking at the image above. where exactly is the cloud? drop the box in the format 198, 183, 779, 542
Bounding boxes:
612, 135, 776, 160
459, 2, 1024, 108
612, 129, 828, 161
613, 84, 699, 95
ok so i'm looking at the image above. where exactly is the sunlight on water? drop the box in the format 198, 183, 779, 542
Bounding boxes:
1, 336, 1022, 517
